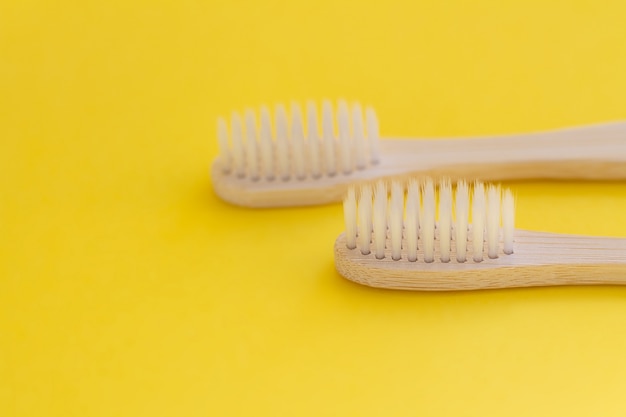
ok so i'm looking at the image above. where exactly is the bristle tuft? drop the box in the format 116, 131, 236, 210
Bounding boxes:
422, 178, 436, 263
275, 104, 290, 180
389, 181, 404, 261
219, 101, 381, 180
343, 178, 515, 263
217, 117, 231, 173
244, 110, 259, 181
405, 179, 419, 262
486, 184, 501, 259
344, 187, 357, 249
358, 185, 373, 255
373, 181, 387, 259
352, 103, 367, 170
259, 106, 274, 180
306, 101, 322, 178
455, 180, 469, 262
365, 107, 380, 164
231, 112, 245, 178
337, 100, 352, 174
290, 103, 307, 180
438, 178, 452, 263
503, 188, 515, 255
322, 100, 337, 176
472, 181, 485, 262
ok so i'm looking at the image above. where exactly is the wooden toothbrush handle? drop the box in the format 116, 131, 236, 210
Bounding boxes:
377, 121, 626, 181
335, 230, 626, 291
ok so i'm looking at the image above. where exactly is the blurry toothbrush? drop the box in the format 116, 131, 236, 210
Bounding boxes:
212, 100, 626, 207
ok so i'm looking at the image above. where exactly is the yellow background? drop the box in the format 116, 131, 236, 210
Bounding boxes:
2, 0, 626, 416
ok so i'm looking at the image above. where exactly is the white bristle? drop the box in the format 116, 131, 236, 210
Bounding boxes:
259, 106, 274, 180
306, 101, 322, 178
352, 103, 367, 170
503, 188, 515, 255
373, 181, 387, 259
358, 185, 373, 255
220, 101, 381, 181
244, 110, 260, 181
275, 104, 290, 180
365, 107, 380, 164
486, 185, 501, 259
337, 100, 352, 174
290, 103, 307, 180
389, 181, 404, 261
217, 117, 231, 173
405, 179, 420, 262
422, 178, 436, 263
455, 180, 469, 262
439, 179, 452, 263
343, 187, 357, 250
322, 101, 337, 176
343, 178, 515, 263
472, 182, 486, 262
231, 112, 245, 178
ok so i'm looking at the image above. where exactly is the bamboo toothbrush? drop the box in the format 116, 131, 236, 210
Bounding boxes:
334, 179, 626, 291
212, 100, 626, 208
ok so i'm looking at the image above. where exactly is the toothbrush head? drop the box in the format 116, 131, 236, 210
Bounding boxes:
335, 178, 518, 290
211, 100, 382, 207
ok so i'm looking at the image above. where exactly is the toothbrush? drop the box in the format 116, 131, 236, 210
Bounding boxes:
334, 179, 626, 291
212, 100, 626, 208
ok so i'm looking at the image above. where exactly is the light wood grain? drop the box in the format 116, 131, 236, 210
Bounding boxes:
211, 121, 626, 207
334, 230, 626, 291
